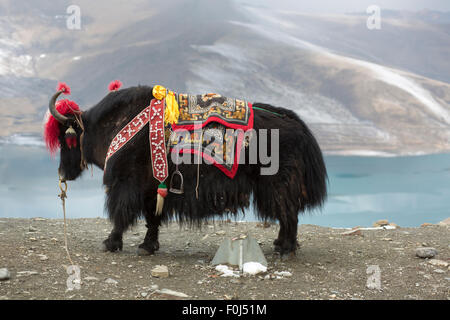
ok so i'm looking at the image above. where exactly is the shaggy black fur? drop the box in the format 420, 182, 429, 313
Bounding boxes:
55, 86, 327, 257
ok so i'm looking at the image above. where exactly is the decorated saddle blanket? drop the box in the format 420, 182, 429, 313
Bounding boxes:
172, 93, 253, 131
168, 122, 250, 179
169, 93, 253, 178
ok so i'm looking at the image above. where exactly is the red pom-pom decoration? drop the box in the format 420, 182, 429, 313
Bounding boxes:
108, 80, 122, 92
56, 82, 71, 95
43, 99, 80, 156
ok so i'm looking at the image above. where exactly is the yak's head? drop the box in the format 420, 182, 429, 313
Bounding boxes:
44, 83, 85, 181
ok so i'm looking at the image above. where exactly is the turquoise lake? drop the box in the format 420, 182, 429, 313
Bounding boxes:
0, 144, 449, 228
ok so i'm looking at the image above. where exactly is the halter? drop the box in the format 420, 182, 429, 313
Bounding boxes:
66, 105, 87, 171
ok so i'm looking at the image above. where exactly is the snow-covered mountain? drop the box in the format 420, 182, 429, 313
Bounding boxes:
0, 0, 449, 155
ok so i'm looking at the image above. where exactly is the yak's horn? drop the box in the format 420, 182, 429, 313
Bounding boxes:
49, 90, 69, 125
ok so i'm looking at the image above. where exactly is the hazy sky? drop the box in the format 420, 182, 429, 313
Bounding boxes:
238, 0, 450, 14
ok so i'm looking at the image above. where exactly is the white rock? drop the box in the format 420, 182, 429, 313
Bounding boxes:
215, 265, 240, 277
105, 278, 118, 285
84, 276, 99, 281
38, 254, 48, 261
215, 265, 229, 273
433, 269, 445, 274
141, 292, 148, 298
156, 288, 189, 298
0, 268, 10, 281
222, 270, 240, 277
151, 265, 169, 278
16, 271, 38, 276
243, 262, 267, 275
428, 259, 449, 268
274, 271, 293, 277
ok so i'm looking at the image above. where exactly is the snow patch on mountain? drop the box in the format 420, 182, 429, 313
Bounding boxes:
231, 8, 450, 125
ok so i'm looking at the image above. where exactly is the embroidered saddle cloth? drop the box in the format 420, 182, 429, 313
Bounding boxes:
172, 93, 253, 131
169, 93, 253, 179
168, 122, 250, 179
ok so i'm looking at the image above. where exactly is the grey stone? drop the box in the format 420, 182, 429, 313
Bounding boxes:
415, 247, 438, 259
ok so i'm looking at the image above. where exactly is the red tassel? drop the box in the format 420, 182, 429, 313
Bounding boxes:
156, 183, 168, 215
65, 136, 77, 149
108, 80, 122, 92
57, 82, 71, 95
157, 186, 168, 198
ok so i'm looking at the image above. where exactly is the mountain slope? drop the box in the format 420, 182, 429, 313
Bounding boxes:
0, 0, 449, 155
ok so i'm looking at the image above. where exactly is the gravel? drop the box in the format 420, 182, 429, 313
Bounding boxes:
0, 218, 449, 300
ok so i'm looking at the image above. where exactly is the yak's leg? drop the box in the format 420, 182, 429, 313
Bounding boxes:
277, 212, 299, 259
101, 183, 142, 252
273, 224, 286, 252
137, 212, 161, 256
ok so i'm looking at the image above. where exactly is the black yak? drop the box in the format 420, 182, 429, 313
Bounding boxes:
45, 83, 327, 259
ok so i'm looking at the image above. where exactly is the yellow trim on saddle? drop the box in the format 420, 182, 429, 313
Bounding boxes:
152, 85, 179, 125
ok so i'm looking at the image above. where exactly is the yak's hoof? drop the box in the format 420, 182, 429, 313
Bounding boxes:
137, 241, 159, 256
136, 247, 153, 256
280, 251, 296, 261
274, 239, 298, 259
102, 238, 123, 252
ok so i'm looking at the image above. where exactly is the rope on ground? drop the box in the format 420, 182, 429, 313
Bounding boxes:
58, 178, 75, 266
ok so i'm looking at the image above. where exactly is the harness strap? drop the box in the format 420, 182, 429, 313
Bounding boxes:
252, 106, 285, 117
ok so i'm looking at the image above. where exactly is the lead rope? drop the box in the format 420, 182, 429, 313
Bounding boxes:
58, 177, 75, 266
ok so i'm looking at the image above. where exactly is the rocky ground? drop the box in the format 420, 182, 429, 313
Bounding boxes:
0, 218, 449, 300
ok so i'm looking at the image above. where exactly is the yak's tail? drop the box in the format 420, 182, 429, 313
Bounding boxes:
252, 103, 328, 211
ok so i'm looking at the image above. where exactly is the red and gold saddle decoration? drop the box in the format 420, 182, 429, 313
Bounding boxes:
170, 92, 253, 179
149, 98, 169, 214
172, 93, 253, 131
